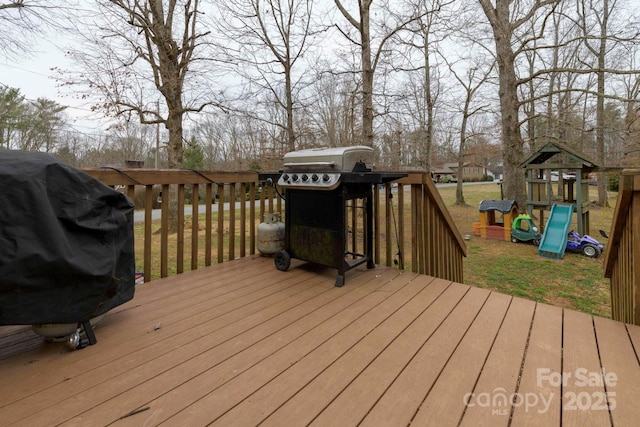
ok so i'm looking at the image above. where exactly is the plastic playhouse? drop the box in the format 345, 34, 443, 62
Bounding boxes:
473, 200, 519, 241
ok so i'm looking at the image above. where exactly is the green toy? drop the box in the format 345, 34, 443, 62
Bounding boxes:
511, 214, 541, 246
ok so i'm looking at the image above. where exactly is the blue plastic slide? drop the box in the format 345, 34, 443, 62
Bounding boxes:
537, 203, 574, 259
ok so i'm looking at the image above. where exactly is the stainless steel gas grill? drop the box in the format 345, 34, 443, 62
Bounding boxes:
261, 146, 406, 287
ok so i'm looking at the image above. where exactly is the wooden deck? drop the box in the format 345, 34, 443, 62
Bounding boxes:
2, 256, 640, 426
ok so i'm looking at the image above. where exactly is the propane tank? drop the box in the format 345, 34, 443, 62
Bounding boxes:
257, 212, 285, 255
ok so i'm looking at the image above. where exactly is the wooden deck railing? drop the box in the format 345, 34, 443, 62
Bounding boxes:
604, 169, 640, 325
83, 169, 467, 284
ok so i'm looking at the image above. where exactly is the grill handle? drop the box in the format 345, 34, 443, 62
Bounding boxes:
283, 161, 336, 169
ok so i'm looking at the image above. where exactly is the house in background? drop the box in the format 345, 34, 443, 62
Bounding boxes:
432, 162, 489, 183
488, 165, 503, 181
432, 164, 458, 183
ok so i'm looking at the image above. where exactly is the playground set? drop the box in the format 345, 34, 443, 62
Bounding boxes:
473, 200, 604, 259
472, 142, 605, 259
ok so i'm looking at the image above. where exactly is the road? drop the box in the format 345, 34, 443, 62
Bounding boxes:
133, 199, 271, 222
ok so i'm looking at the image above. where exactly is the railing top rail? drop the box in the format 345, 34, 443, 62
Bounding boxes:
82, 168, 259, 186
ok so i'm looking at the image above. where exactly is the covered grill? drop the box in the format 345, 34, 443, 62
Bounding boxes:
262, 146, 406, 286
0, 150, 135, 348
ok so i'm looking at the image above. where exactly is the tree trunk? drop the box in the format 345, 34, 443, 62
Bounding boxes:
166, 109, 184, 168
495, 41, 526, 208
595, 0, 608, 207
360, 2, 374, 147
285, 67, 296, 151
478, 0, 528, 209
164, 100, 184, 233
424, 39, 434, 172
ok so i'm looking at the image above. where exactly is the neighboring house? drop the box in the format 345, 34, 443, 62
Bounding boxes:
459, 162, 487, 181
488, 166, 503, 181
432, 164, 458, 183
432, 162, 489, 182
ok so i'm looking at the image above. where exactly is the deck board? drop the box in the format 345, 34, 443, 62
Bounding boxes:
562, 310, 611, 426
510, 303, 563, 426
411, 291, 512, 425
459, 295, 536, 426
1, 255, 640, 426
359, 285, 489, 426
593, 316, 640, 425
215, 275, 448, 426
267, 279, 464, 426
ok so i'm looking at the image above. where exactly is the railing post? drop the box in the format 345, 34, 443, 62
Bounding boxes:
249, 182, 256, 255
228, 182, 236, 261
191, 183, 199, 270
144, 185, 153, 282
177, 184, 185, 274
397, 184, 405, 270
217, 184, 225, 264
205, 183, 213, 266
160, 184, 169, 278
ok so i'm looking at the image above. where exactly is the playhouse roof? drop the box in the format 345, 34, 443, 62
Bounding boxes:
519, 142, 599, 169
478, 199, 518, 213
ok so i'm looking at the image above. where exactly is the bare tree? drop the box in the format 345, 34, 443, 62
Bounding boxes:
578, 0, 610, 205
576, 0, 640, 205
306, 62, 361, 148
333, 0, 425, 147
107, 120, 153, 162
447, 58, 495, 206
214, 0, 315, 152
477, 0, 559, 209
66, 0, 221, 168
0, 0, 63, 59
393, 0, 453, 171
621, 47, 640, 166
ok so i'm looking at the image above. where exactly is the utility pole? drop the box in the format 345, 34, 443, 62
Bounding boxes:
155, 99, 160, 169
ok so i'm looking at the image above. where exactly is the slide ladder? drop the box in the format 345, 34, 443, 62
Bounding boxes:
537, 203, 574, 259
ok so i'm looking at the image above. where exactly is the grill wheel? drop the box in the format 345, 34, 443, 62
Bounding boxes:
275, 250, 291, 271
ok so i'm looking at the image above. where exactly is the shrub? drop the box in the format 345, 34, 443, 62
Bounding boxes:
607, 172, 619, 192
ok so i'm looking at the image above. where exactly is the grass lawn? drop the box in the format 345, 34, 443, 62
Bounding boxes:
438, 183, 615, 318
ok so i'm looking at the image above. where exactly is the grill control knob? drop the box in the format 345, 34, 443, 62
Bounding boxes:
301, 174, 309, 182
292, 174, 299, 182
311, 174, 319, 182
322, 174, 331, 183
282, 174, 290, 182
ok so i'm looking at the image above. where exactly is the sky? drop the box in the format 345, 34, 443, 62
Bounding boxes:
0, 35, 111, 134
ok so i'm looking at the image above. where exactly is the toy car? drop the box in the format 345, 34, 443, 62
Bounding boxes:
511, 214, 541, 245
566, 230, 604, 258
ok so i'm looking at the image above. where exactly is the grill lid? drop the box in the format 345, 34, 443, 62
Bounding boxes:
282, 146, 373, 172
278, 146, 373, 190
272, 146, 406, 191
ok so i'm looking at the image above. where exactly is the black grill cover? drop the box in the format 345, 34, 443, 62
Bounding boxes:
0, 150, 135, 325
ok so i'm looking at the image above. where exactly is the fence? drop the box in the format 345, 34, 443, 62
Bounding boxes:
604, 169, 640, 324
83, 169, 467, 284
